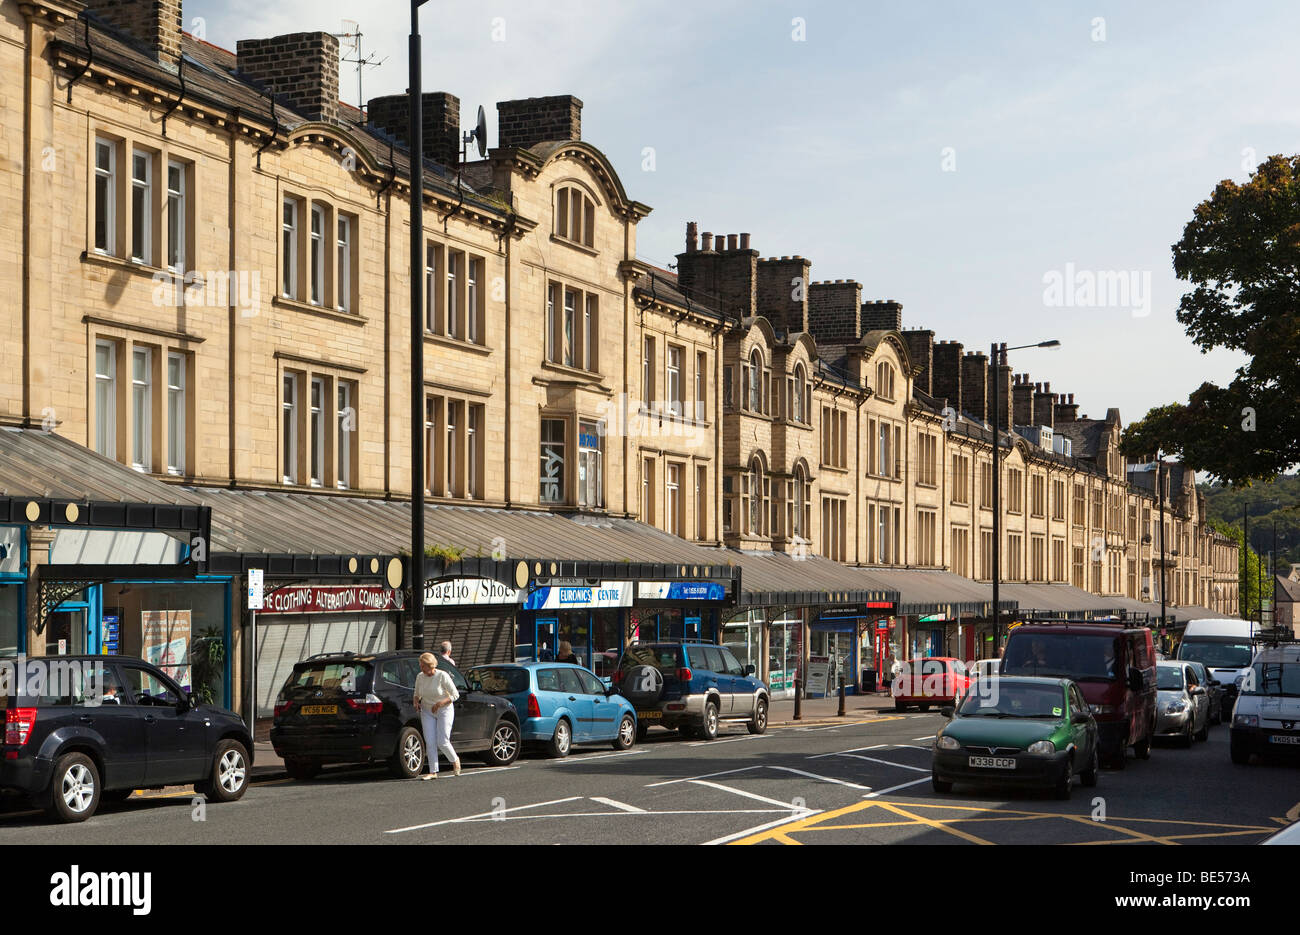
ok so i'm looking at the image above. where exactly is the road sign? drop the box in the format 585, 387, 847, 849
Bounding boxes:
248, 568, 264, 610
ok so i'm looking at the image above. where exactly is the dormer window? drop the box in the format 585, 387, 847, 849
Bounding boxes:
876, 361, 896, 401
555, 185, 595, 248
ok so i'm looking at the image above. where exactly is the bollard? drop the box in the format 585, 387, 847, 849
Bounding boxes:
837, 675, 846, 716
793, 678, 803, 720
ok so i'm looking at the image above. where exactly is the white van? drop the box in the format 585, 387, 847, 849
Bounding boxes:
1176, 618, 1257, 709
1229, 643, 1300, 764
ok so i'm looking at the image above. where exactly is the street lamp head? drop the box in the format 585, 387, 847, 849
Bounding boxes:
1038, 339, 1061, 348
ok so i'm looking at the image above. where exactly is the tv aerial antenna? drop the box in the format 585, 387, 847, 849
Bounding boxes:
335, 21, 387, 118
461, 104, 488, 163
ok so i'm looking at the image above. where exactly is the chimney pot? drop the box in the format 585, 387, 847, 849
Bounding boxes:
739, 232, 751, 250
701, 232, 714, 252
686, 221, 698, 253
727, 233, 738, 251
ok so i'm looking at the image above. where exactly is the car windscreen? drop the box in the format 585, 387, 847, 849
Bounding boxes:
1157, 667, 1185, 690
1002, 632, 1119, 681
468, 666, 530, 695
619, 644, 683, 674
1242, 662, 1300, 697
1178, 640, 1253, 669
957, 682, 1065, 718
281, 662, 372, 695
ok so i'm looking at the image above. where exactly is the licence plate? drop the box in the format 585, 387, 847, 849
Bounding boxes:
637, 710, 662, 720
1268, 735, 1300, 744
968, 756, 1016, 769
301, 705, 337, 716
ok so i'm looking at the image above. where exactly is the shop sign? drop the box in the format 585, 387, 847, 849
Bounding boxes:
636, 581, 727, 601
247, 568, 264, 610
263, 585, 404, 615
807, 655, 831, 695
769, 669, 794, 691
876, 618, 890, 631
101, 614, 120, 655
524, 580, 633, 610
425, 577, 522, 607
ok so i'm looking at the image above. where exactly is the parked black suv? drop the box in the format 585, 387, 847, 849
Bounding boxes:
1, 655, 253, 822
612, 641, 769, 741
270, 650, 521, 779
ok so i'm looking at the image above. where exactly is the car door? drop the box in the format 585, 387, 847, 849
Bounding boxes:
718, 646, 754, 717
576, 668, 621, 741
74, 663, 148, 791
441, 660, 489, 747
1185, 664, 1206, 732
556, 667, 596, 742
694, 646, 733, 715
121, 663, 209, 786
1069, 684, 1095, 767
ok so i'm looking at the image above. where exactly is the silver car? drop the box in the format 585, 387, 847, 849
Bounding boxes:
1155, 661, 1210, 747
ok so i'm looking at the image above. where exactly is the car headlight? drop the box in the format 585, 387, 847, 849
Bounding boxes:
1027, 740, 1056, 755
1234, 714, 1259, 728
937, 734, 960, 751
1165, 701, 1186, 714
1090, 704, 1118, 715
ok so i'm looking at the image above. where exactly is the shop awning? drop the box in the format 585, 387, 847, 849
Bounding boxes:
1000, 583, 1139, 619
712, 549, 898, 609
1164, 604, 1241, 625
858, 568, 1016, 619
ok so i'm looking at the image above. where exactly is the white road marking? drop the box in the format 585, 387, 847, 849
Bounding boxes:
458, 807, 794, 822
450, 766, 520, 778
547, 749, 646, 765
828, 753, 928, 772
589, 796, 645, 813
385, 796, 582, 834
767, 766, 873, 791
864, 776, 933, 798
912, 735, 937, 741
702, 810, 826, 846
686, 734, 773, 747
689, 780, 813, 811
806, 743, 894, 759
646, 766, 760, 787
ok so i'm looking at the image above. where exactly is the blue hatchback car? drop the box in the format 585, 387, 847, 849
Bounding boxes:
466, 663, 638, 757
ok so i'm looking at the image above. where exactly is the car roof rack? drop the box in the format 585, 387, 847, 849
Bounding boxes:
304, 651, 358, 661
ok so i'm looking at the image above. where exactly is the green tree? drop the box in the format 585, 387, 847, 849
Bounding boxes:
1121, 155, 1300, 483
1207, 519, 1265, 619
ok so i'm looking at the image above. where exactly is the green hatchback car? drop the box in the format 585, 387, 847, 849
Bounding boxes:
931, 676, 1100, 799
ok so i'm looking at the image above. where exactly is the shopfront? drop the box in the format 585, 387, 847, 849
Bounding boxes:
424, 576, 523, 670
809, 601, 897, 697
519, 580, 633, 680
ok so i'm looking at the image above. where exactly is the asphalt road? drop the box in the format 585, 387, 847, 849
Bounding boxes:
3, 713, 1296, 845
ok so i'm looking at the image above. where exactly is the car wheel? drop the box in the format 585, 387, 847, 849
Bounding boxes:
388, 727, 424, 779
612, 714, 636, 750
1230, 735, 1251, 765
483, 719, 520, 766
1179, 719, 1193, 749
1133, 722, 1152, 760
1080, 745, 1099, 788
1055, 758, 1074, 800
47, 753, 100, 823
932, 775, 953, 794
699, 701, 720, 741
747, 697, 769, 735
1195, 716, 1209, 742
286, 756, 324, 781
548, 719, 572, 758
200, 740, 250, 803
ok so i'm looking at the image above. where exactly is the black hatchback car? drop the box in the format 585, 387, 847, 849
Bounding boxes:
1, 655, 253, 822
270, 651, 522, 779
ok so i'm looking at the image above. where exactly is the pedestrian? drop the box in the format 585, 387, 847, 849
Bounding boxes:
413, 652, 460, 779
556, 640, 579, 665
438, 640, 455, 666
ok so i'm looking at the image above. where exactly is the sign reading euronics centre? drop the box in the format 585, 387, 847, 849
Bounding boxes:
636, 582, 728, 601
425, 577, 522, 607
523, 581, 633, 610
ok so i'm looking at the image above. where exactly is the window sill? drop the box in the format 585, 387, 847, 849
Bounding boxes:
426, 332, 492, 356
636, 406, 711, 430
82, 250, 195, 285
273, 295, 368, 325
819, 464, 849, 475
777, 418, 815, 431
549, 233, 598, 257
537, 360, 609, 389
916, 482, 938, 490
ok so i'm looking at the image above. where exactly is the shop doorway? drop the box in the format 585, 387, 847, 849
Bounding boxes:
45, 607, 90, 655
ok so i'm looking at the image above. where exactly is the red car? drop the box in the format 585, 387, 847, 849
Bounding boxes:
891, 657, 971, 712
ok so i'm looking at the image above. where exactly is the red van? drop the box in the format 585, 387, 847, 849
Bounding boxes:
891, 657, 971, 712
1002, 621, 1157, 768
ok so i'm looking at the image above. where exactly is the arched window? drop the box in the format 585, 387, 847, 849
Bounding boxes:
555, 186, 595, 248
793, 364, 806, 424
876, 361, 895, 401
749, 349, 763, 413
746, 453, 770, 537
792, 463, 810, 539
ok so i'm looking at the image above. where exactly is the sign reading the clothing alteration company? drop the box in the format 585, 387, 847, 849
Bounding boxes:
262, 586, 404, 615
523, 581, 633, 610
425, 577, 522, 606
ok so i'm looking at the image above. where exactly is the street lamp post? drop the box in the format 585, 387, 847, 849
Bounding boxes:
989, 339, 1059, 654
409, 0, 430, 650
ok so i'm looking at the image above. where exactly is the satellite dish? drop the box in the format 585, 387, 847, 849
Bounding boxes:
473, 104, 487, 158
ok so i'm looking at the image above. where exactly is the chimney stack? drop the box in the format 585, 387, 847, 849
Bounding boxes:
861, 299, 903, 332
961, 351, 989, 424
367, 92, 461, 168
676, 223, 758, 318
807, 280, 863, 344
1034, 381, 1055, 430
932, 340, 964, 415
900, 329, 935, 396
496, 95, 582, 149
1013, 372, 1037, 427
756, 256, 812, 333
988, 348, 1013, 432
1054, 392, 1080, 425
237, 32, 341, 124
85, 0, 182, 65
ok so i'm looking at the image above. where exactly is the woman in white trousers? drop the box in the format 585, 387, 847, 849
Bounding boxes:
413, 652, 461, 778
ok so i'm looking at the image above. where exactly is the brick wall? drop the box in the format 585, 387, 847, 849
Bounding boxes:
900, 329, 934, 396
1034, 383, 1055, 430
497, 95, 582, 149
932, 340, 963, 412
756, 257, 810, 334
236, 32, 340, 124
368, 92, 461, 169
1013, 373, 1037, 426
989, 359, 1013, 431
961, 351, 988, 423
85, 0, 182, 63
807, 280, 862, 344
861, 299, 902, 332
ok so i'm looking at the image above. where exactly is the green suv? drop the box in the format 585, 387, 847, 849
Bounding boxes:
931, 676, 1100, 799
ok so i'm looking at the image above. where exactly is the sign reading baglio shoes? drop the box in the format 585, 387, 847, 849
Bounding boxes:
523, 581, 633, 610
424, 577, 522, 606
262, 585, 405, 614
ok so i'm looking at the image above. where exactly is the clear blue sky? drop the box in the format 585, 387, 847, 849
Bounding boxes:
200, 0, 1300, 428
